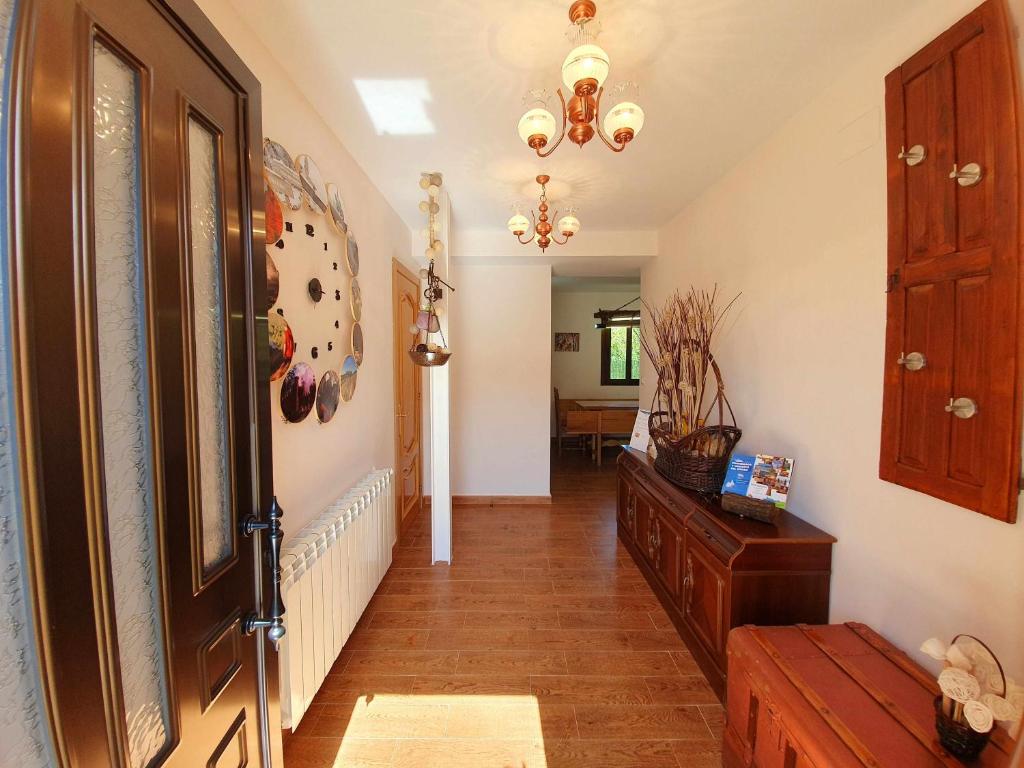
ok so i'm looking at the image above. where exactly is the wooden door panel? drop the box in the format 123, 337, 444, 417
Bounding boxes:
684, 536, 726, 661
903, 58, 955, 262
881, 0, 1021, 523
654, 511, 683, 600
948, 275, 989, 486
954, 32, 992, 251
10, 0, 274, 764
634, 494, 653, 565
393, 261, 422, 530
896, 281, 951, 472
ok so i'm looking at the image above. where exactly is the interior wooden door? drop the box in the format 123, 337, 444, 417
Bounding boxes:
6, 0, 278, 765
392, 259, 422, 534
880, 0, 1022, 522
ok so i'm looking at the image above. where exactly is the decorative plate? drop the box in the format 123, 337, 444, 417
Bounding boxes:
316, 370, 341, 423
263, 138, 302, 210
264, 172, 284, 244
326, 182, 347, 234
268, 312, 294, 381
280, 362, 317, 422
339, 355, 358, 402
350, 277, 362, 322
345, 230, 359, 276
266, 250, 280, 311
352, 322, 364, 366
295, 154, 328, 215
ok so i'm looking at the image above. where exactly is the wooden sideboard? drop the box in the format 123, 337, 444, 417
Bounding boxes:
616, 449, 837, 699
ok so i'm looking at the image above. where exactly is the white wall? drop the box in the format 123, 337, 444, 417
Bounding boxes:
450, 264, 552, 497
198, 0, 415, 540
642, 0, 1024, 678
551, 289, 640, 404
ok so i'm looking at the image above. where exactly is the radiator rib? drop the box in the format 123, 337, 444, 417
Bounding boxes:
278, 468, 395, 729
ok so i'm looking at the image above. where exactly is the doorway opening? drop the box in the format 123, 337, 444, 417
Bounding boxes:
550, 275, 642, 479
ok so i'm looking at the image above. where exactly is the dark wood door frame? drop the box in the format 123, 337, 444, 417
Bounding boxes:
6, 0, 280, 765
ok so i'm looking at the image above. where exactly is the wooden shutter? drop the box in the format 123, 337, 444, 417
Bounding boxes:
880, 0, 1022, 523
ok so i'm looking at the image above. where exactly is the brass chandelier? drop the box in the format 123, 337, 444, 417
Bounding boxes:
517, 0, 645, 156
507, 175, 580, 252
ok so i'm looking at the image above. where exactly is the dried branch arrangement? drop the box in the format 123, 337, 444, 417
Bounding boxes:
640, 286, 739, 452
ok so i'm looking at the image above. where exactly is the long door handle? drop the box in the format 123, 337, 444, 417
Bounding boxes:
241, 496, 286, 649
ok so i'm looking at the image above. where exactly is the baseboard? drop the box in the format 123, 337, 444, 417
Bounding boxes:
422, 494, 552, 507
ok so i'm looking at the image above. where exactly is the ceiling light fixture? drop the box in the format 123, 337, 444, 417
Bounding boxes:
507, 175, 580, 252
517, 0, 645, 156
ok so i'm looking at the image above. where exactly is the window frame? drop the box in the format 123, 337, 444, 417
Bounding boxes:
600, 324, 640, 386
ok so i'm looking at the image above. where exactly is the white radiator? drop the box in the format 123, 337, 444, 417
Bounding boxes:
278, 468, 395, 729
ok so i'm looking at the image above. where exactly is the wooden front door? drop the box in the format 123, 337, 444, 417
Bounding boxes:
879, 0, 1022, 522
392, 260, 422, 534
6, 0, 278, 765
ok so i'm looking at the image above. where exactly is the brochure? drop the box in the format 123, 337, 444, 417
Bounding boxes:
629, 409, 651, 452
721, 454, 794, 509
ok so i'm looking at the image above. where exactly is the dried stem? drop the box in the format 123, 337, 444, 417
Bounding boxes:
640, 286, 739, 453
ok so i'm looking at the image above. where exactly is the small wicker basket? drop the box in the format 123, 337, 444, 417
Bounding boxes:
720, 493, 782, 524
933, 634, 1006, 761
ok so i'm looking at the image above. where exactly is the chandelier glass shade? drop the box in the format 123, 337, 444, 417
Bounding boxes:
507, 175, 580, 252
518, 0, 644, 156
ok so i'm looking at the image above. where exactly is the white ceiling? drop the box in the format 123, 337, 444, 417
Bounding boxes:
231, 0, 926, 233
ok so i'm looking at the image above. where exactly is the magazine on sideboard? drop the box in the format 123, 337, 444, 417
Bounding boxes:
722, 454, 794, 509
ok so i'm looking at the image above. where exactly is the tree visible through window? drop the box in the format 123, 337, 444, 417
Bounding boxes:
601, 324, 640, 385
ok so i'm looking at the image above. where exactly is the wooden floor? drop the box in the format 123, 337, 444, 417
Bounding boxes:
283, 445, 723, 767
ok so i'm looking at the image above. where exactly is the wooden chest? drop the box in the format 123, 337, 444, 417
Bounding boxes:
616, 449, 836, 698
725, 623, 1018, 767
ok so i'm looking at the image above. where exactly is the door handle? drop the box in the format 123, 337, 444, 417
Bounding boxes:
896, 351, 926, 371
897, 144, 926, 166
949, 162, 983, 187
944, 397, 978, 419
240, 497, 286, 649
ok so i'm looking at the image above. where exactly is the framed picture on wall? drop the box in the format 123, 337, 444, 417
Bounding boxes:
554, 332, 579, 352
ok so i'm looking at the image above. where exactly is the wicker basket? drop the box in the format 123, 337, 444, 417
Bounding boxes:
649, 413, 741, 493
720, 493, 782, 524
932, 634, 1005, 761
934, 696, 991, 760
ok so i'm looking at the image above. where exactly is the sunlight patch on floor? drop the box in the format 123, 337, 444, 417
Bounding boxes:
329, 693, 549, 767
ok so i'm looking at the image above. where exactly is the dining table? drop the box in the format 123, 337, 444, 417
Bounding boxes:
574, 400, 639, 410
568, 400, 640, 465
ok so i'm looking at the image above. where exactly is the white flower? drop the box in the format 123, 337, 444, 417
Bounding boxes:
946, 644, 973, 671
964, 701, 994, 734
939, 668, 981, 703
980, 693, 1021, 724
920, 637, 948, 661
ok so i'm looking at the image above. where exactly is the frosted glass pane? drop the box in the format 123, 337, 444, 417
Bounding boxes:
93, 41, 170, 768
0, 4, 58, 766
187, 117, 232, 574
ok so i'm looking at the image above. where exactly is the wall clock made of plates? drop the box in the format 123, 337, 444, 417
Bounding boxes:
264, 137, 364, 425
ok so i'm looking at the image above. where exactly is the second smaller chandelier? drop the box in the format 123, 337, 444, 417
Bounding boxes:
507, 175, 580, 253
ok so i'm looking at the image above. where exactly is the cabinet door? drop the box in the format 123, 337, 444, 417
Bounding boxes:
683, 535, 727, 661
634, 492, 654, 568
880, 0, 1022, 523
616, 473, 635, 540
651, 510, 683, 600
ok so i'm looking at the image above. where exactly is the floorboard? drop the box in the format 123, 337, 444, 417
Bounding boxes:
283, 445, 723, 767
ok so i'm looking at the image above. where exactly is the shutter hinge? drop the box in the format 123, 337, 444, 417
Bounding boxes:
1018, 476, 1024, 492
885, 269, 900, 293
